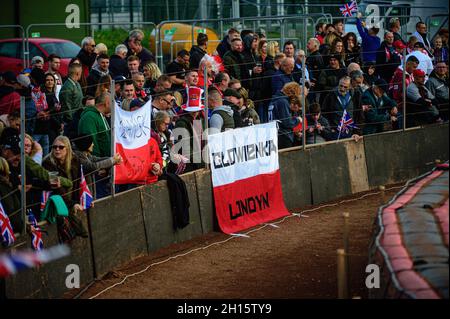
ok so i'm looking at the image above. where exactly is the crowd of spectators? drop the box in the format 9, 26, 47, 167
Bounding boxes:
0, 19, 448, 243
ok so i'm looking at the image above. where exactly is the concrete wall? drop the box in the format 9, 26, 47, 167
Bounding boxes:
2, 124, 448, 298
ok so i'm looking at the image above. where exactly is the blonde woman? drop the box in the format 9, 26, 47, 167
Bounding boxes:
42, 135, 88, 239
43, 136, 78, 206
24, 134, 43, 165
267, 41, 280, 58
143, 62, 162, 91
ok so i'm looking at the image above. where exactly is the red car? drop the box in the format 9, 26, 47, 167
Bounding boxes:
0, 37, 81, 77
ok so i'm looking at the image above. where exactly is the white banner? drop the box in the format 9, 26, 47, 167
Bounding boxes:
114, 99, 152, 149
208, 122, 280, 187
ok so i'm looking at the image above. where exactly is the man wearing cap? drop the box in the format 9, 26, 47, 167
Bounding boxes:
393, 40, 407, 59
376, 32, 401, 83
406, 69, 440, 126
73, 133, 122, 198
31, 56, 44, 70
361, 78, 398, 135
0, 71, 21, 116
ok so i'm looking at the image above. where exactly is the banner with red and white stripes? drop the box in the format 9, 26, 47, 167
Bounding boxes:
208, 122, 289, 234
114, 99, 153, 185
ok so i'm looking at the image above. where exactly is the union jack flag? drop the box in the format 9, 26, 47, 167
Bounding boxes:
0, 244, 70, 278
79, 165, 93, 210
340, 1, 358, 17
338, 109, 358, 134
27, 210, 43, 251
0, 201, 16, 247
40, 191, 51, 212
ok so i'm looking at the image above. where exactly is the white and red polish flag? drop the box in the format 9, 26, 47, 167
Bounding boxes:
208, 122, 289, 234
114, 99, 153, 185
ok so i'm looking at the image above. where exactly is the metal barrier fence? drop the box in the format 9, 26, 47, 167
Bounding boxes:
155, 14, 329, 70
24, 22, 157, 67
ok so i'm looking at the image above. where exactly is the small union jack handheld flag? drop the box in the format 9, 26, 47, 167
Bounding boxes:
337, 109, 358, 140
79, 165, 93, 210
0, 201, 15, 247
340, 1, 358, 17
27, 210, 43, 251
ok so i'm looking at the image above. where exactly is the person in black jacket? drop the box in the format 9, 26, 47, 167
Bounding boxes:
376, 32, 401, 83
109, 44, 129, 79
190, 33, 209, 70
86, 54, 110, 97
216, 28, 240, 58
76, 36, 97, 77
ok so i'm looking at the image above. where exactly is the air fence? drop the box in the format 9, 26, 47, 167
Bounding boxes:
0, 9, 448, 296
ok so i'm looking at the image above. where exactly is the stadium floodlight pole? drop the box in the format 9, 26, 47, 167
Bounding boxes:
204, 66, 209, 170
301, 55, 307, 150
402, 48, 406, 131
110, 80, 116, 198
20, 96, 26, 234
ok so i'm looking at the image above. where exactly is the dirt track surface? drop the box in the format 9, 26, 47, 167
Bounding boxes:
72, 187, 401, 299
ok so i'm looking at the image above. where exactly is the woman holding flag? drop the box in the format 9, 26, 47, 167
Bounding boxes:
42, 136, 88, 239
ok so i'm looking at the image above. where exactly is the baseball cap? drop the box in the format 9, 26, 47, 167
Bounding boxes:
31, 56, 44, 65
113, 75, 127, 83
223, 88, 242, 99
16, 74, 30, 88
413, 69, 426, 77
1, 134, 21, 155
374, 78, 389, 92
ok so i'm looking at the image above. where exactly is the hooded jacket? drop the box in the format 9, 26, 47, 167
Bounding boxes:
189, 45, 207, 70
271, 92, 300, 143
78, 106, 111, 158
209, 105, 235, 133
86, 65, 110, 96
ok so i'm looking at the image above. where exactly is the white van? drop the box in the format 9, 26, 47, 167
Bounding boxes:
344, 0, 448, 42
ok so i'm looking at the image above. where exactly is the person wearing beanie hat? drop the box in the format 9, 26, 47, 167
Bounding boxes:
31, 56, 44, 69
16, 74, 31, 88
361, 77, 398, 135
406, 67, 441, 126
72, 133, 122, 199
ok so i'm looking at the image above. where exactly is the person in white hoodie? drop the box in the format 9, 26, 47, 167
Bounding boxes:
405, 42, 434, 78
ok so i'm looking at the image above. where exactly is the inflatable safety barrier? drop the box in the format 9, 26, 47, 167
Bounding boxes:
370, 163, 449, 299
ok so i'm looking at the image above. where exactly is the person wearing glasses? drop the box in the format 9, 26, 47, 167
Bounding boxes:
76, 36, 97, 77
151, 90, 175, 119
42, 135, 88, 238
